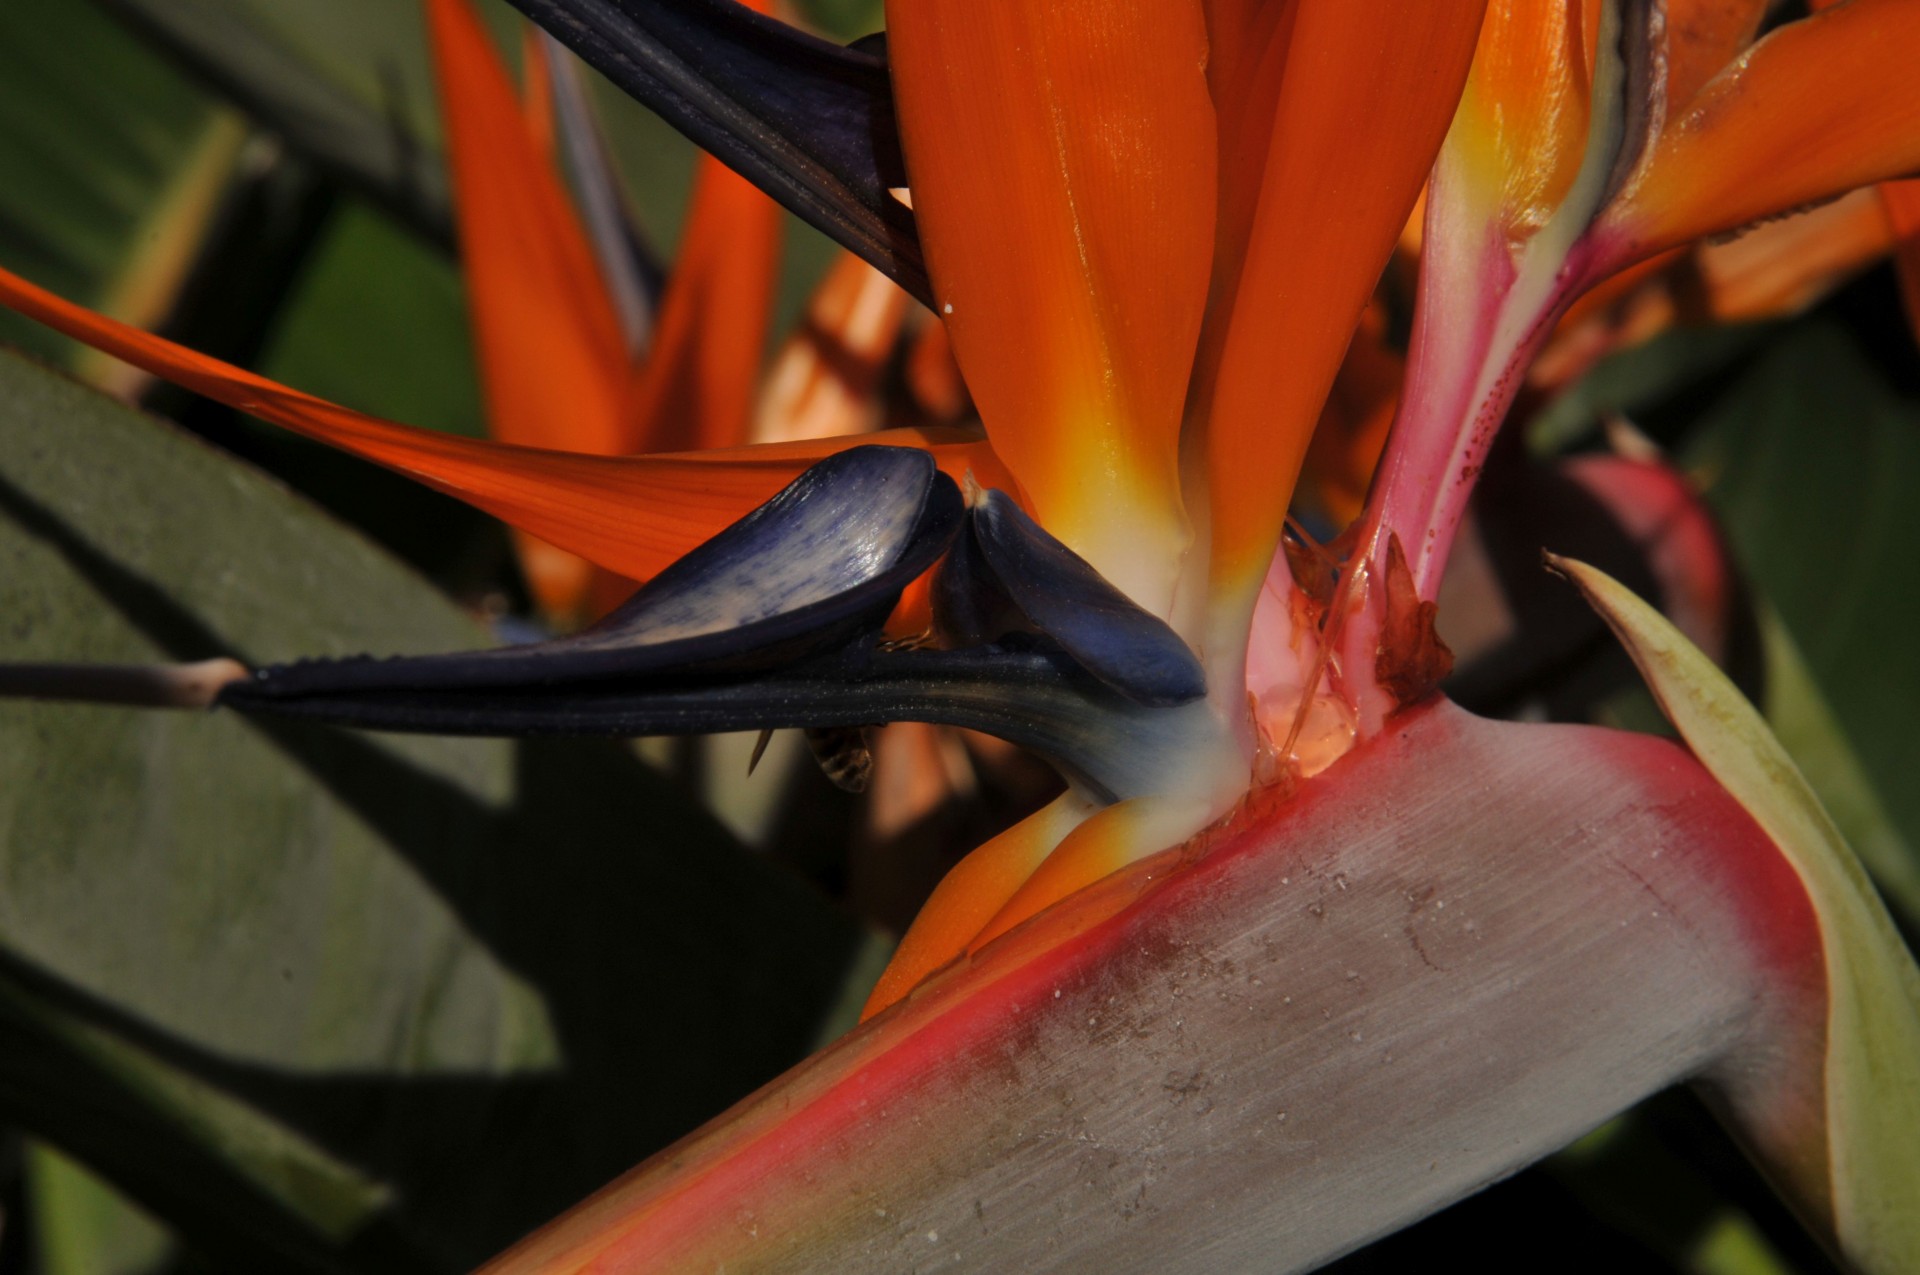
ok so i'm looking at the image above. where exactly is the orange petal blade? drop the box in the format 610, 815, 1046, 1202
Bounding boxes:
622, 152, 783, 454
860, 793, 1093, 1022
885, 0, 1217, 613
1612, 0, 1920, 262
427, 0, 628, 458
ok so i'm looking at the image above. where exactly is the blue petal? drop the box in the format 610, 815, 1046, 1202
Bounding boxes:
965, 491, 1206, 707
929, 502, 1023, 649
232, 446, 959, 697
223, 644, 1178, 805
509, 0, 928, 306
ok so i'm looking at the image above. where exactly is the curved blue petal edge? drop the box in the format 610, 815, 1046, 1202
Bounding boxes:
507, 0, 929, 306
219, 450, 1209, 802
229, 446, 960, 695
951, 490, 1206, 707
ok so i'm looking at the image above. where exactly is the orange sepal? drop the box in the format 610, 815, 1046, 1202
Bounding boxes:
1612, 0, 1920, 263
517, 23, 556, 163
0, 262, 1012, 583
1445, 0, 1600, 231
860, 793, 1090, 1022
885, 0, 1216, 605
967, 794, 1209, 953
1664, 0, 1768, 118
428, 0, 632, 613
427, 0, 627, 458
1690, 187, 1896, 321
1196, 0, 1486, 616
619, 0, 781, 457
622, 152, 783, 454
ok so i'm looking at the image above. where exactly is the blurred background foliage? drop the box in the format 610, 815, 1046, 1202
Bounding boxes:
0, 0, 1910, 1271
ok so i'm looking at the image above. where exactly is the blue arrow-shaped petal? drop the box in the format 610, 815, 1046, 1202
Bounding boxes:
229, 446, 959, 697
963, 490, 1206, 707
508, 0, 927, 305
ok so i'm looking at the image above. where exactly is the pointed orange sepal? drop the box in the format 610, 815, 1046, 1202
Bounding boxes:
1664, 0, 1768, 121
967, 794, 1211, 954
427, 0, 628, 459
1443, 0, 1601, 231
429, 0, 632, 614
860, 793, 1091, 1022
1690, 188, 1896, 322
1612, 0, 1920, 263
517, 23, 557, 163
0, 262, 1012, 583
885, 0, 1217, 611
621, 152, 783, 454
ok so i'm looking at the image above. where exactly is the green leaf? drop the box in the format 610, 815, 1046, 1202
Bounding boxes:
91, 0, 457, 243
1759, 606, 1920, 926
258, 200, 484, 441
793, 0, 887, 39
28, 1142, 173, 1275
0, 0, 236, 368
0, 350, 869, 1269
1528, 321, 1779, 455
1559, 555, 1920, 1275
1681, 319, 1920, 920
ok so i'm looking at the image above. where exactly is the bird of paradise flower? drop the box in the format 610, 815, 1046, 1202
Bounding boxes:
1, 1, 1919, 1272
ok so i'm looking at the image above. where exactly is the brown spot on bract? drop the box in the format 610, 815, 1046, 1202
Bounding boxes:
1375, 531, 1454, 709
1283, 534, 1337, 608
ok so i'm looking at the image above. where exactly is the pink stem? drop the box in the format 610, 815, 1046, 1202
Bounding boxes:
1333, 187, 1616, 729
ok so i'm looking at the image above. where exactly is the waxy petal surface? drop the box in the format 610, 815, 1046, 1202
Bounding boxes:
429, 0, 628, 458
1664, 0, 1767, 113
1609, 0, 1920, 263
1447, 0, 1601, 231
885, 0, 1216, 613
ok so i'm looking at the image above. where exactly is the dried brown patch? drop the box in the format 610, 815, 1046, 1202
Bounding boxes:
1375, 532, 1454, 709
1283, 534, 1336, 608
